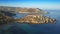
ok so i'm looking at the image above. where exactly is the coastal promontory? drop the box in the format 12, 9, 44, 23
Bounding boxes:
0, 6, 56, 24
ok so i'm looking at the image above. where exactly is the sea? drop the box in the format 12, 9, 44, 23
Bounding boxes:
0, 10, 60, 34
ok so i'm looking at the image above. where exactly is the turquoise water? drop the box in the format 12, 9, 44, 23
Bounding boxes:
0, 10, 60, 34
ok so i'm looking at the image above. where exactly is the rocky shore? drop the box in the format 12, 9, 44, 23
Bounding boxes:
15, 15, 56, 24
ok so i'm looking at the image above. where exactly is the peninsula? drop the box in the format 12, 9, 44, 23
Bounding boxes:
0, 6, 56, 24
15, 15, 56, 24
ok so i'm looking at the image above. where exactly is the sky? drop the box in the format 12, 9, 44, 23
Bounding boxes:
0, 0, 60, 10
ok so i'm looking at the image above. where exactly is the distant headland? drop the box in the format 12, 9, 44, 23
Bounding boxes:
0, 6, 48, 14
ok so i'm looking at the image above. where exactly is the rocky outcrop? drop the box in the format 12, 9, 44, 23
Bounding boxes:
15, 15, 56, 24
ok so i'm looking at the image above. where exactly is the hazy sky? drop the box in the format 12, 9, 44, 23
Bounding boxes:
0, 0, 60, 10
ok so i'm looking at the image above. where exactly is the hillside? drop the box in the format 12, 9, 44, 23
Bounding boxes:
0, 6, 48, 14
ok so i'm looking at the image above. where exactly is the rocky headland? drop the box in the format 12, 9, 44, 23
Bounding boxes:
0, 6, 56, 24
15, 15, 56, 24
